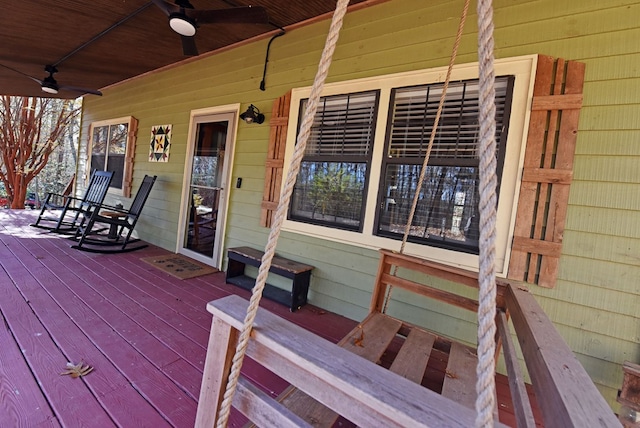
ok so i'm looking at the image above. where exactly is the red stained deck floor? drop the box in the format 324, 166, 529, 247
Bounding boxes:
0, 210, 539, 427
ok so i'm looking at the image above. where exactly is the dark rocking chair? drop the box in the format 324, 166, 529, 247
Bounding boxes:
31, 170, 113, 234
71, 175, 157, 253
188, 192, 218, 247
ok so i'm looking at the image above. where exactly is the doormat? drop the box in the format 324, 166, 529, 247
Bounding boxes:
141, 254, 219, 280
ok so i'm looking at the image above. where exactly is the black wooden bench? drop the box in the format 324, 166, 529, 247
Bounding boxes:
226, 246, 314, 312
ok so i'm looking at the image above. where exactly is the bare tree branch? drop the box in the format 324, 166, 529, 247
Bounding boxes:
0, 96, 80, 208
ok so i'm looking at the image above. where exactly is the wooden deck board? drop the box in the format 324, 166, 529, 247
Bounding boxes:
2, 230, 182, 426
34, 237, 208, 371
0, 242, 117, 426
3, 222, 199, 426
0, 274, 60, 427
36, 235, 207, 337
0, 210, 540, 427
21, 239, 202, 425
91, 248, 224, 312
55, 243, 213, 344
5, 279, 170, 427
0, 210, 361, 427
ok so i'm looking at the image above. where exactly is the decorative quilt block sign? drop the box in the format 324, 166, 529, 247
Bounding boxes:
149, 124, 172, 162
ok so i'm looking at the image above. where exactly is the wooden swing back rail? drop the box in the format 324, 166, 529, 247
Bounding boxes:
195, 250, 618, 427
372, 249, 508, 313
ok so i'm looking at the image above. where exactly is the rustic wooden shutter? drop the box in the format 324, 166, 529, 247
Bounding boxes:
260, 91, 291, 227
123, 116, 138, 198
507, 55, 585, 288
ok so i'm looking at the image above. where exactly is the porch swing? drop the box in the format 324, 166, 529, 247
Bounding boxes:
195, 0, 618, 427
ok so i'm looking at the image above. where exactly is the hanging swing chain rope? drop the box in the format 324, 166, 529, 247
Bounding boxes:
382, 0, 470, 314
475, 0, 498, 426
214, 0, 352, 426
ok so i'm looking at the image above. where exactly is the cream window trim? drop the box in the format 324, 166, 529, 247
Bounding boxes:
281, 55, 538, 275
87, 115, 138, 198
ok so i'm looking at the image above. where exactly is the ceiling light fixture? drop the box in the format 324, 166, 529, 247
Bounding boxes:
41, 65, 59, 94
169, 12, 197, 36
240, 105, 265, 124
41, 80, 59, 94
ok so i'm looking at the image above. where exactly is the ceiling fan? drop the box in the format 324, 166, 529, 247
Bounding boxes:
0, 63, 102, 96
151, 0, 269, 56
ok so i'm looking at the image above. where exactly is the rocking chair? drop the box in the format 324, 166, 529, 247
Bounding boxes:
71, 175, 156, 253
31, 170, 113, 234
188, 191, 218, 247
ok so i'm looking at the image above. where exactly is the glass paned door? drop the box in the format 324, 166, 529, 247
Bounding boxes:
183, 121, 227, 258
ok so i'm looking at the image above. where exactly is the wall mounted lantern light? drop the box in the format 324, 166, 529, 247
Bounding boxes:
240, 104, 265, 124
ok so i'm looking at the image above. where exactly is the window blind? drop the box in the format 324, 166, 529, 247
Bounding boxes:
388, 77, 510, 160
302, 91, 378, 158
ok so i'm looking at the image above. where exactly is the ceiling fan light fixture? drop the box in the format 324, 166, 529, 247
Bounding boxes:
240, 104, 265, 124
41, 77, 59, 94
41, 85, 59, 95
169, 12, 197, 36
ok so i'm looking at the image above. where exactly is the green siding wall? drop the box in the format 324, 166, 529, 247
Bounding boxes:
80, 0, 640, 410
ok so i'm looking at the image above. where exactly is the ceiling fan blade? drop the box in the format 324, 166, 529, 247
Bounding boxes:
58, 85, 103, 96
0, 63, 43, 85
181, 35, 199, 56
191, 6, 269, 24
151, 0, 179, 16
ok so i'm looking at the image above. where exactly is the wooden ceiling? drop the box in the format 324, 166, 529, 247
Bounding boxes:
0, 0, 372, 99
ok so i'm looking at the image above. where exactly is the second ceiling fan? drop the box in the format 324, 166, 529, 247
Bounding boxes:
152, 0, 269, 56
0, 63, 102, 96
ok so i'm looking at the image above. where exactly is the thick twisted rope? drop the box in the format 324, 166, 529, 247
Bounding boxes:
214, 0, 351, 426
475, 0, 498, 426
383, 0, 470, 313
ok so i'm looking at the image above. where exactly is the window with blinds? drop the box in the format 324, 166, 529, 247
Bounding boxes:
376, 76, 514, 253
88, 116, 137, 197
290, 91, 379, 230
90, 122, 129, 190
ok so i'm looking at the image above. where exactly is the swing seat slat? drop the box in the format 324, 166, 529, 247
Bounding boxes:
442, 342, 480, 410
389, 328, 435, 383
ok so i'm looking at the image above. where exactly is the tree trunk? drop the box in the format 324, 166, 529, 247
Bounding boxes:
11, 181, 27, 209
0, 96, 79, 209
